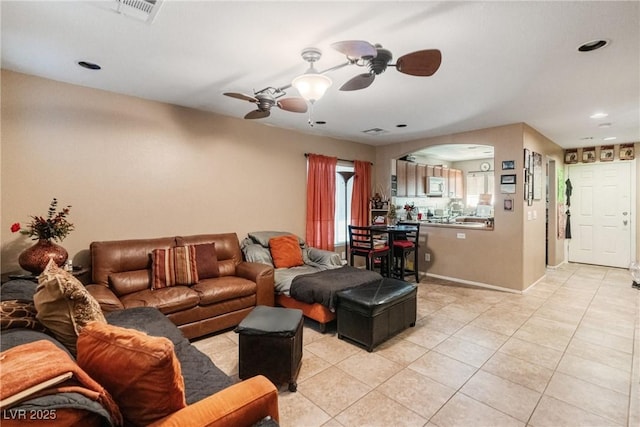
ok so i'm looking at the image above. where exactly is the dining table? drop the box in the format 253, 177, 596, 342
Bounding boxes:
366, 224, 419, 278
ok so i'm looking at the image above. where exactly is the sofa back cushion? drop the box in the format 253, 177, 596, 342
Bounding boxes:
176, 233, 242, 277
91, 237, 175, 294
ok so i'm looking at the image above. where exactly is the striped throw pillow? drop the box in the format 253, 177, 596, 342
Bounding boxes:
151, 246, 199, 289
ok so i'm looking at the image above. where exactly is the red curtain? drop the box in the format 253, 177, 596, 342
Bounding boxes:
306, 154, 337, 250
351, 160, 372, 227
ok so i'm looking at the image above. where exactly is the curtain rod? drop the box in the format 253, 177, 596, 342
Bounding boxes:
304, 153, 373, 165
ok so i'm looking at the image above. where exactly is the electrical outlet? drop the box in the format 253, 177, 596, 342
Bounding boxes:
341, 251, 345, 259
425, 253, 431, 262
457, 233, 466, 239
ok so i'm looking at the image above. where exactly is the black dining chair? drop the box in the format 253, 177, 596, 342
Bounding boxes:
348, 225, 390, 276
392, 222, 421, 282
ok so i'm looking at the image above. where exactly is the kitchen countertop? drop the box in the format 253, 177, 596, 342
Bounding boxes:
402, 219, 494, 231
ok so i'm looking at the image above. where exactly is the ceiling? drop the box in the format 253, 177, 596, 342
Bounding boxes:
1, 1, 638, 149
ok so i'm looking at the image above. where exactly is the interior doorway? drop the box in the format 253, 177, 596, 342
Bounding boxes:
567, 162, 634, 268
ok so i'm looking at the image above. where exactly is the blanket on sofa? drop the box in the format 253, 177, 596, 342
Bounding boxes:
0, 340, 123, 426
289, 266, 382, 311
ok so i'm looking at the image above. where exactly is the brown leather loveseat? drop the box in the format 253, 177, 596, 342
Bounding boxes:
86, 233, 275, 339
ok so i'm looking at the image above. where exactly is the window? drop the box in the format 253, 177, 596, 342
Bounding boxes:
466, 171, 494, 208
335, 163, 354, 245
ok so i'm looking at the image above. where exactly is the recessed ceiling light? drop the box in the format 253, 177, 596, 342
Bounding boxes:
598, 122, 612, 128
578, 39, 609, 52
396, 124, 407, 128
78, 61, 101, 70
590, 112, 608, 119
580, 136, 594, 140
603, 136, 617, 141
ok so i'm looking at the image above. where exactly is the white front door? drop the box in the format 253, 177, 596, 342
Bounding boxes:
567, 162, 633, 268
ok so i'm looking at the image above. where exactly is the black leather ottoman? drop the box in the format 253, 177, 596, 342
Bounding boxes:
336, 278, 417, 351
235, 305, 303, 392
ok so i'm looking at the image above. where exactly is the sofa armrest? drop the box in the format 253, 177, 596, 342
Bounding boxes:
236, 262, 275, 307
85, 284, 124, 313
307, 247, 342, 267
149, 375, 278, 427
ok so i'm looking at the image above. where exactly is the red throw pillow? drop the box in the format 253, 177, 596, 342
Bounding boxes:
77, 322, 186, 426
194, 243, 220, 279
269, 235, 304, 268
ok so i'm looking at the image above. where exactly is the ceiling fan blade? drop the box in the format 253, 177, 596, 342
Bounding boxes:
395, 49, 442, 76
331, 40, 377, 59
224, 92, 258, 103
244, 109, 270, 120
277, 97, 308, 113
340, 73, 375, 91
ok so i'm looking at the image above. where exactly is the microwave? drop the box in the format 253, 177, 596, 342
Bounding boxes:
427, 177, 445, 196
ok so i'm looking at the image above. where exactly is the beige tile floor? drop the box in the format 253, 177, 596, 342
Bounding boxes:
193, 263, 640, 427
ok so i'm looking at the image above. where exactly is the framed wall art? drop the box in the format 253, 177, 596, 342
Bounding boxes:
502, 160, 515, 170
582, 147, 596, 163
564, 149, 578, 164
500, 174, 516, 194
620, 143, 635, 160
533, 152, 542, 200
600, 145, 614, 161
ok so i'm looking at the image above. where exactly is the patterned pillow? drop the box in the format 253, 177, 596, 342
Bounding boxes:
0, 299, 47, 332
34, 259, 106, 355
151, 245, 199, 289
269, 235, 304, 269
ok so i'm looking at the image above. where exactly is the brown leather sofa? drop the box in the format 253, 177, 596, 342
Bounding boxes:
85, 233, 275, 339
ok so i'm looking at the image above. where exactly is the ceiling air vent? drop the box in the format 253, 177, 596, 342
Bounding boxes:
111, 0, 163, 23
362, 128, 389, 136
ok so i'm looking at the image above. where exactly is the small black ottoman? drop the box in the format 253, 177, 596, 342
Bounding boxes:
235, 305, 303, 392
336, 278, 417, 351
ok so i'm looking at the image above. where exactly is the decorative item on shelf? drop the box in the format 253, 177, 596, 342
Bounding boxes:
371, 193, 385, 209
403, 202, 416, 220
387, 204, 397, 225
11, 198, 74, 274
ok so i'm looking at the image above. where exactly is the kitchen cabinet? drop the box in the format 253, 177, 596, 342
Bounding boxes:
406, 162, 417, 196
448, 169, 464, 198
396, 160, 407, 196
396, 160, 427, 197
416, 164, 427, 197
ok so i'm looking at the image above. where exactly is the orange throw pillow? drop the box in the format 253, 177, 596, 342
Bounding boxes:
269, 234, 304, 268
76, 322, 186, 426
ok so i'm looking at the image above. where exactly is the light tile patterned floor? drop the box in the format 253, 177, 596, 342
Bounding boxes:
193, 263, 640, 427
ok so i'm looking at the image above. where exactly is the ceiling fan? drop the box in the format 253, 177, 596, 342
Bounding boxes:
223, 88, 307, 120
224, 40, 442, 120
331, 40, 442, 91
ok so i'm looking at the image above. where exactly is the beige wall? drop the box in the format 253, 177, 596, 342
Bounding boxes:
1, 70, 375, 272
375, 123, 565, 292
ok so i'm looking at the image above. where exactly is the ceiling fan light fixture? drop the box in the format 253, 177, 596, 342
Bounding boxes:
292, 65, 332, 104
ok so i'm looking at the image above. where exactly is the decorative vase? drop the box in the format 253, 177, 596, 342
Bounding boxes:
18, 239, 68, 274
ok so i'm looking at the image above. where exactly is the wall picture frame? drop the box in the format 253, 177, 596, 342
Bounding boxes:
504, 198, 513, 211
564, 149, 578, 164
600, 145, 614, 161
582, 147, 596, 163
620, 143, 635, 160
502, 160, 515, 170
